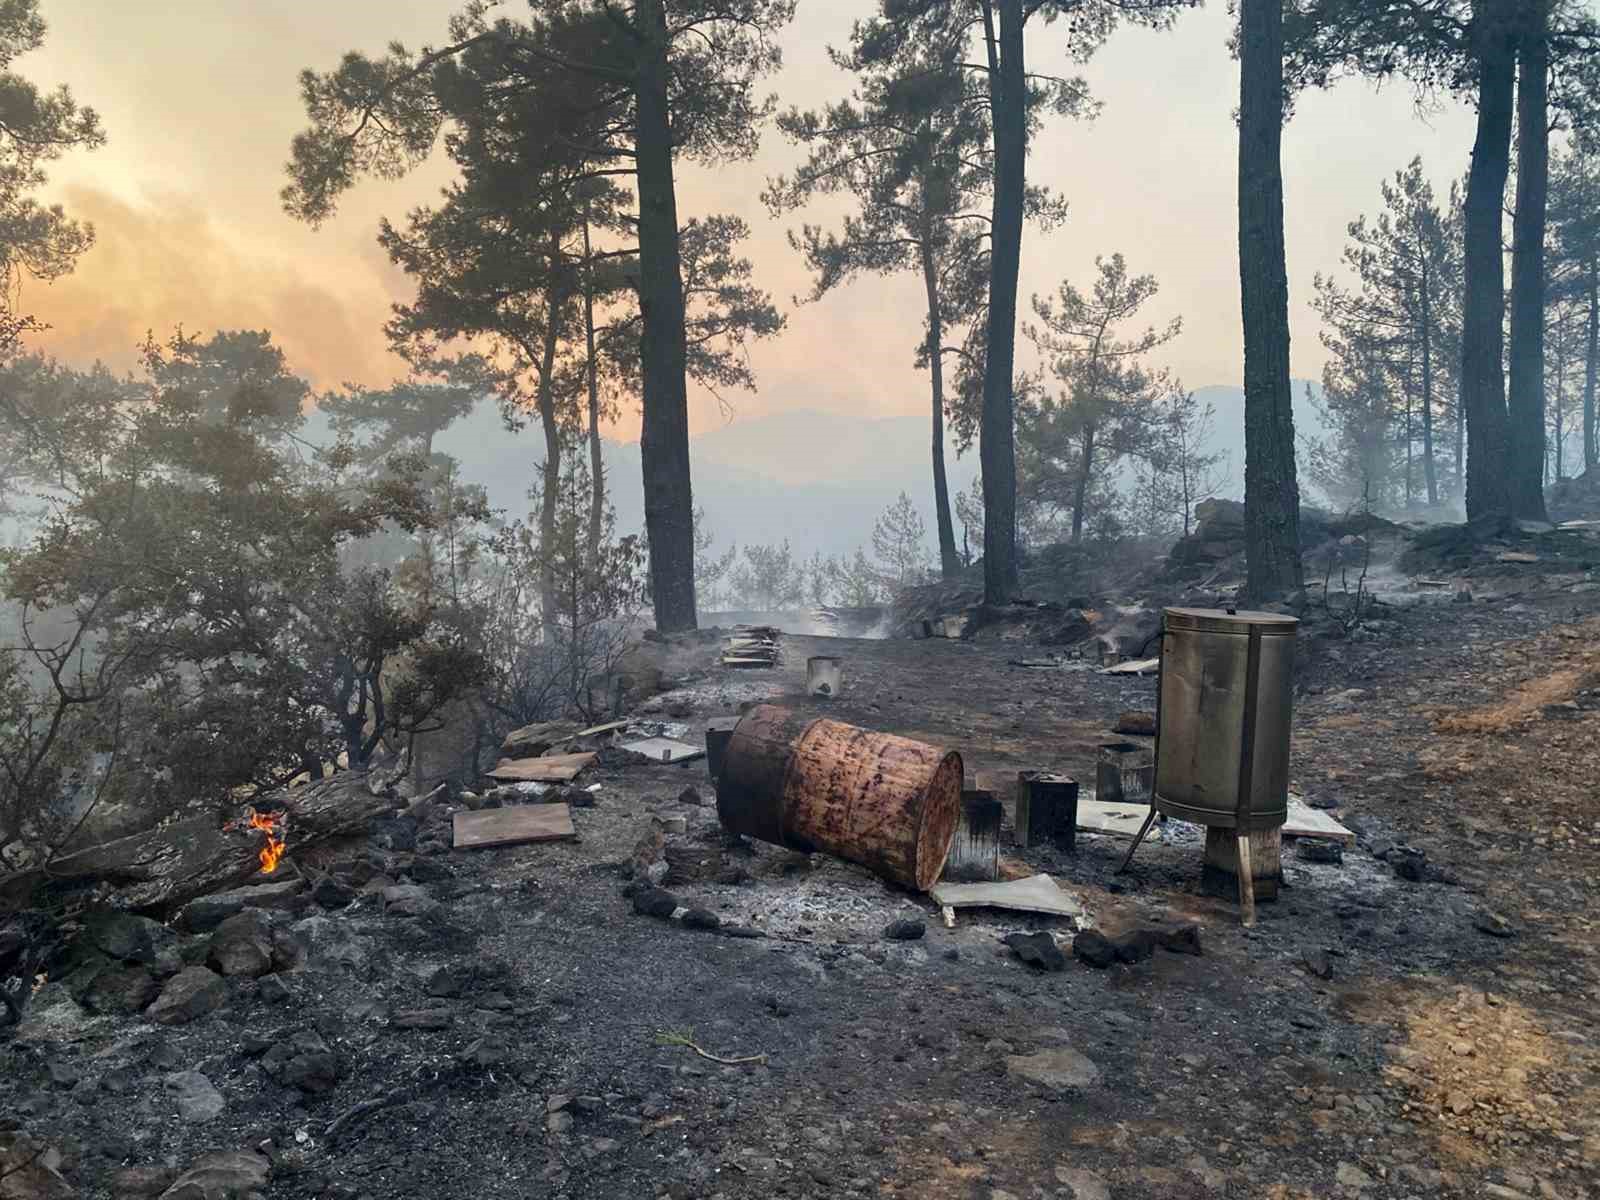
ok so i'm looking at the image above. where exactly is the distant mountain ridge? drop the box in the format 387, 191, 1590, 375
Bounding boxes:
308, 380, 1331, 561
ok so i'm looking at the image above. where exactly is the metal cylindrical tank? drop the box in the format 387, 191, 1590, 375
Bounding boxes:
717, 704, 963, 891
1154, 607, 1297, 830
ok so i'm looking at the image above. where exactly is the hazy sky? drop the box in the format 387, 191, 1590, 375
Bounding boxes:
24, 1, 1479, 438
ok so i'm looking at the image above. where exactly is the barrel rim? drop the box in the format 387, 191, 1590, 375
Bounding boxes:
1163, 606, 1299, 634
912, 750, 964, 891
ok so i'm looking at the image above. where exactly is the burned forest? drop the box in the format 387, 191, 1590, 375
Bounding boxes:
6, 2, 1600, 1199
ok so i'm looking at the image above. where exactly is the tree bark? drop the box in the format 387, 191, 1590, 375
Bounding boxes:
536, 264, 565, 632
1237, 0, 1303, 602
582, 204, 606, 555
1586, 256, 1598, 473
5, 773, 397, 913
634, 0, 697, 632
1071, 424, 1096, 544
1461, 0, 1517, 526
1421, 269, 1439, 505
920, 237, 961, 578
1507, 0, 1551, 522
979, 0, 1024, 604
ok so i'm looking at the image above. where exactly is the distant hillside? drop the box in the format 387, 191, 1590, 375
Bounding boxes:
306, 380, 1332, 561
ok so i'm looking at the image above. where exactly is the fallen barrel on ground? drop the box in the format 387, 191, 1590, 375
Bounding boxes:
716, 704, 963, 892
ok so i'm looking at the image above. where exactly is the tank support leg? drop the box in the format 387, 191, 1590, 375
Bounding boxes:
1235, 833, 1257, 926
1116, 805, 1159, 874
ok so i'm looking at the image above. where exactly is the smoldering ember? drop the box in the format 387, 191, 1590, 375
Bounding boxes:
3, 3, 1600, 1200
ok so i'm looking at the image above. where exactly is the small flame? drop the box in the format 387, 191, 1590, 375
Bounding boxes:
228, 807, 287, 874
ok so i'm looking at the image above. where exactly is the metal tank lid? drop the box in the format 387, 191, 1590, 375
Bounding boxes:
1162, 606, 1299, 635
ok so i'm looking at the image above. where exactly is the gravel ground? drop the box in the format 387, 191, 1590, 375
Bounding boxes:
3, 550, 1599, 1200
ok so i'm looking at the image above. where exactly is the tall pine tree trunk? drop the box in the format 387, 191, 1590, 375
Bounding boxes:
581, 204, 605, 555
634, 0, 697, 632
1507, 0, 1551, 522
536, 297, 564, 633
1461, 0, 1516, 526
1586, 257, 1598, 473
1421, 275, 1439, 505
979, 0, 1023, 604
1071, 424, 1096, 544
1237, 0, 1302, 601
920, 237, 961, 578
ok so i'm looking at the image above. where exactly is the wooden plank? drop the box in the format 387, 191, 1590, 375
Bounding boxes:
574, 719, 630, 739
1075, 796, 1354, 845
452, 804, 576, 850
485, 752, 596, 782
1099, 657, 1160, 676
930, 873, 1085, 919
620, 737, 705, 764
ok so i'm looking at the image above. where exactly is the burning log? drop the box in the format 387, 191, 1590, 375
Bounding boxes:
2, 772, 398, 913
716, 705, 962, 891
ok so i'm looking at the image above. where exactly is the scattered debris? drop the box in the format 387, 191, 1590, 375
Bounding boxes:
1073, 924, 1202, 968
942, 790, 1003, 882
882, 918, 925, 941
1005, 1046, 1100, 1089
1297, 837, 1344, 864
1113, 710, 1156, 736
930, 874, 1085, 920
1015, 772, 1079, 851
806, 654, 842, 697
1076, 796, 1353, 845
1473, 911, 1519, 939
484, 752, 596, 783
451, 804, 576, 850
1004, 931, 1066, 970
632, 887, 678, 918
618, 736, 704, 765
1496, 551, 1540, 563
1099, 656, 1159, 676
721, 625, 782, 668
655, 1029, 769, 1066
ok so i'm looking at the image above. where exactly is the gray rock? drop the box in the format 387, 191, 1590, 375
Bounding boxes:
261, 1029, 339, 1093
311, 876, 356, 909
163, 1070, 225, 1122
83, 910, 176, 967
1072, 929, 1117, 969
1006, 1046, 1101, 1090
157, 1149, 270, 1200
1006, 931, 1065, 970
1298, 838, 1344, 864
110, 1165, 177, 1197
147, 967, 226, 1026
1054, 1167, 1111, 1200
883, 919, 925, 942
179, 880, 305, 932
680, 907, 721, 931
1303, 949, 1335, 980
207, 910, 275, 978
1335, 1161, 1374, 1189
459, 1036, 509, 1067
632, 887, 678, 918
382, 884, 436, 917
257, 974, 292, 1005
81, 962, 159, 1015
390, 1009, 453, 1031
289, 915, 372, 973
0, 1133, 74, 1200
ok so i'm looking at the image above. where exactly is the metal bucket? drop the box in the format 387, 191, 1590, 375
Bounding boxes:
717, 704, 963, 891
1154, 607, 1297, 830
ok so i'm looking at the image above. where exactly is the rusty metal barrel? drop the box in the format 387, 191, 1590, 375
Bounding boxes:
716, 704, 963, 891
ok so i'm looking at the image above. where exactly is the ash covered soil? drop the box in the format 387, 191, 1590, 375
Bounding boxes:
5, 558, 1600, 1200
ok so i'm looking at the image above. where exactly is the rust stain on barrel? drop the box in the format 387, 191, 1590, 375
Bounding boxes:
718, 704, 962, 891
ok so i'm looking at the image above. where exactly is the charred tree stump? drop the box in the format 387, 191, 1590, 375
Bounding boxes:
1, 772, 397, 914
1201, 826, 1282, 905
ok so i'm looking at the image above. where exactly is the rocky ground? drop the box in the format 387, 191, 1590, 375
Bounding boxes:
4, 538, 1600, 1200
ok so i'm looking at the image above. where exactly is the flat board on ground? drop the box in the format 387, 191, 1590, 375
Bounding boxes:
485, 752, 596, 782
620, 737, 706, 764
1075, 797, 1355, 844
453, 803, 576, 850
930, 873, 1085, 918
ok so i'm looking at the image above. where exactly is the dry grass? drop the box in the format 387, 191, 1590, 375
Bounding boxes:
1435, 665, 1589, 734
